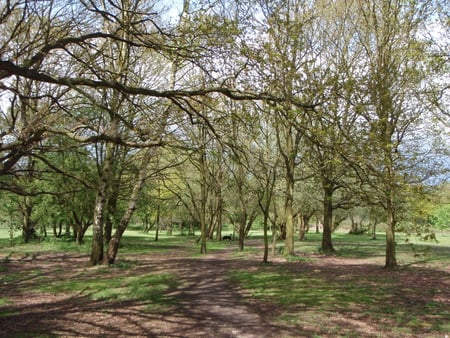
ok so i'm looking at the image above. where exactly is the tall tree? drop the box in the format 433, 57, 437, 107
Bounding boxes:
353, 0, 437, 268
302, 0, 362, 253
249, 0, 319, 255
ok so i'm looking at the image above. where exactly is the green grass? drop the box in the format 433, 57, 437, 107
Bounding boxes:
228, 265, 449, 335
226, 230, 450, 337
229, 267, 383, 308
38, 271, 178, 304
0, 226, 448, 337
0, 236, 91, 257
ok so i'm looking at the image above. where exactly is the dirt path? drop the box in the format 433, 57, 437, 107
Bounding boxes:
154, 252, 294, 338
0, 248, 296, 338
1, 242, 448, 337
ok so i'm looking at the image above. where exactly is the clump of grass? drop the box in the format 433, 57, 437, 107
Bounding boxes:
286, 254, 313, 263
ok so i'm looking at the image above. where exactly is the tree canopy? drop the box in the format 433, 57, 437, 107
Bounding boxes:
0, 0, 449, 268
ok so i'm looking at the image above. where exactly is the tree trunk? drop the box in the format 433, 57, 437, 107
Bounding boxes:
104, 191, 118, 244
107, 148, 152, 265
281, 120, 297, 256
271, 228, 278, 257
214, 174, 223, 241
75, 220, 90, 245
89, 120, 117, 266
244, 210, 257, 238
384, 197, 397, 269
207, 217, 216, 240
90, 191, 106, 265
20, 197, 34, 243
258, 164, 276, 264
263, 211, 269, 263
321, 186, 336, 254
76, 230, 83, 245
198, 127, 208, 254
155, 223, 160, 241
285, 173, 295, 255
238, 217, 245, 252
299, 214, 308, 241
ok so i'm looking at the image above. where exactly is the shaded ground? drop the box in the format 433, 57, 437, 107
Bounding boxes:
0, 240, 449, 337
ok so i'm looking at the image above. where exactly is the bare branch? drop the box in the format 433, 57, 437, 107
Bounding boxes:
0, 60, 318, 109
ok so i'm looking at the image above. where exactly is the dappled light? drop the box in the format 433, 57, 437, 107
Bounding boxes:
0, 233, 448, 337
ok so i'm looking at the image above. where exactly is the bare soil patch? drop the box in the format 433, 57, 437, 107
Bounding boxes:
0, 241, 448, 337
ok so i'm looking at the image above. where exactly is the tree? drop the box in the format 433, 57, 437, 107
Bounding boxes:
0, 1, 73, 177
252, 106, 281, 262
352, 0, 439, 268
247, 0, 319, 255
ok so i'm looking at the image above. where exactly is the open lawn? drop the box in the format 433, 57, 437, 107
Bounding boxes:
0, 229, 448, 337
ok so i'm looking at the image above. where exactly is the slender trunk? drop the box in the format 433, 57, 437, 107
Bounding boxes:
53, 222, 58, 238
104, 191, 118, 244
263, 210, 269, 263
199, 214, 207, 254
271, 231, 278, 256
199, 160, 207, 254
299, 214, 306, 241
259, 193, 272, 263
238, 217, 245, 251
321, 186, 335, 254
21, 197, 33, 243
244, 210, 257, 238
198, 124, 208, 254
89, 140, 115, 266
215, 204, 222, 241
285, 174, 295, 255
57, 221, 62, 238
283, 125, 296, 256
214, 186, 223, 241
207, 216, 216, 239
90, 191, 105, 265
107, 149, 152, 265
384, 193, 397, 269
154, 204, 160, 241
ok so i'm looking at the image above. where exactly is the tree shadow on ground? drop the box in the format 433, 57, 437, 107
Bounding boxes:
0, 245, 448, 337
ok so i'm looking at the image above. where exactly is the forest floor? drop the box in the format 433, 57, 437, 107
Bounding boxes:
0, 237, 449, 337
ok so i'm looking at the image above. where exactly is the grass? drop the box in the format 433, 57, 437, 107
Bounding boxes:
229, 268, 384, 309
226, 231, 450, 337
1, 225, 449, 337
228, 266, 449, 335
38, 271, 178, 306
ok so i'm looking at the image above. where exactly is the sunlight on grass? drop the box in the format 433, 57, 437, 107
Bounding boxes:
228, 264, 449, 336
0, 227, 448, 337
37, 271, 178, 306
0, 237, 91, 257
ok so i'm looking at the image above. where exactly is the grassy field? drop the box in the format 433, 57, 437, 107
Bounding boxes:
0, 226, 449, 337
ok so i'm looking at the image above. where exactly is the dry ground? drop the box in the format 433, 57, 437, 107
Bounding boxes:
0, 240, 448, 337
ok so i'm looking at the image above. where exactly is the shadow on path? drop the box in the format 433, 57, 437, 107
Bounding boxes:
155, 253, 297, 338
0, 249, 305, 337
